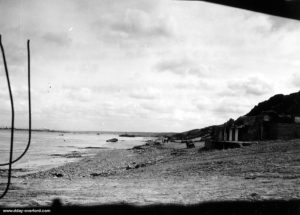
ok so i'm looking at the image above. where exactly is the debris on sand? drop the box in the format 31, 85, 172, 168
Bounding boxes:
132, 145, 146, 150
82, 146, 108, 149
51, 151, 82, 158
249, 193, 261, 200
52, 173, 63, 178
245, 175, 257, 180
126, 162, 148, 170
185, 140, 195, 149
90, 172, 112, 177
126, 165, 134, 170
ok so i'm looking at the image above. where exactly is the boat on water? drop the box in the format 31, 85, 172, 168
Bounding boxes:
119, 133, 135, 137
106, 138, 118, 143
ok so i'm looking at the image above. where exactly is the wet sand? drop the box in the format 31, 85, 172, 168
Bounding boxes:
0, 139, 299, 207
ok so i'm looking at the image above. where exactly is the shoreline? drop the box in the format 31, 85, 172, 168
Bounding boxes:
0, 139, 299, 207
0, 130, 154, 175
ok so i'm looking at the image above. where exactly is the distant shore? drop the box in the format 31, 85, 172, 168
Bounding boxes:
0, 127, 175, 137
0, 139, 299, 207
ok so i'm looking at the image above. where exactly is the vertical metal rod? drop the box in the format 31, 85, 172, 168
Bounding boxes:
0, 40, 31, 166
0, 34, 15, 199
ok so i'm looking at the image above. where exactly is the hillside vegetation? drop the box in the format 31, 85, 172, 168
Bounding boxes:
247, 91, 300, 116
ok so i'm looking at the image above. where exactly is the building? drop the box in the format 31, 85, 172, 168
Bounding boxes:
212, 112, 300, 142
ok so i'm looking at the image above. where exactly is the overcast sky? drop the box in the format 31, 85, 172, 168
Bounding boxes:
0, 0, 300, 132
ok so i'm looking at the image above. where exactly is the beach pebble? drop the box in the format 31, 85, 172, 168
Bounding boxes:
52, 173, 63, 178
126, 165, 134, 170
250, 193, 260, 199
29, 200, 40, 207
90, 172, 109, 177
245, 176, 256, 180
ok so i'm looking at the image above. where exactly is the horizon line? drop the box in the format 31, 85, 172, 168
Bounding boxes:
0, 127, 177, 134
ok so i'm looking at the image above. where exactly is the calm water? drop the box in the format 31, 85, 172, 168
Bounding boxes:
0, 130, 149, 172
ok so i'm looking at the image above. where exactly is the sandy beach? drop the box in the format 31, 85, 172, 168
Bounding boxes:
0, 139, 299, 207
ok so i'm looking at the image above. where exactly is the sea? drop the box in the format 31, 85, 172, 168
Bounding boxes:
0, 130, 151, 173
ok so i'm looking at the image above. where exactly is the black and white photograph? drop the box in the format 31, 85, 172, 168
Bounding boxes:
0, 0, 300, 213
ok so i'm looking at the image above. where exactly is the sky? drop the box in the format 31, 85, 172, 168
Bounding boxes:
0, 0, 300, 132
